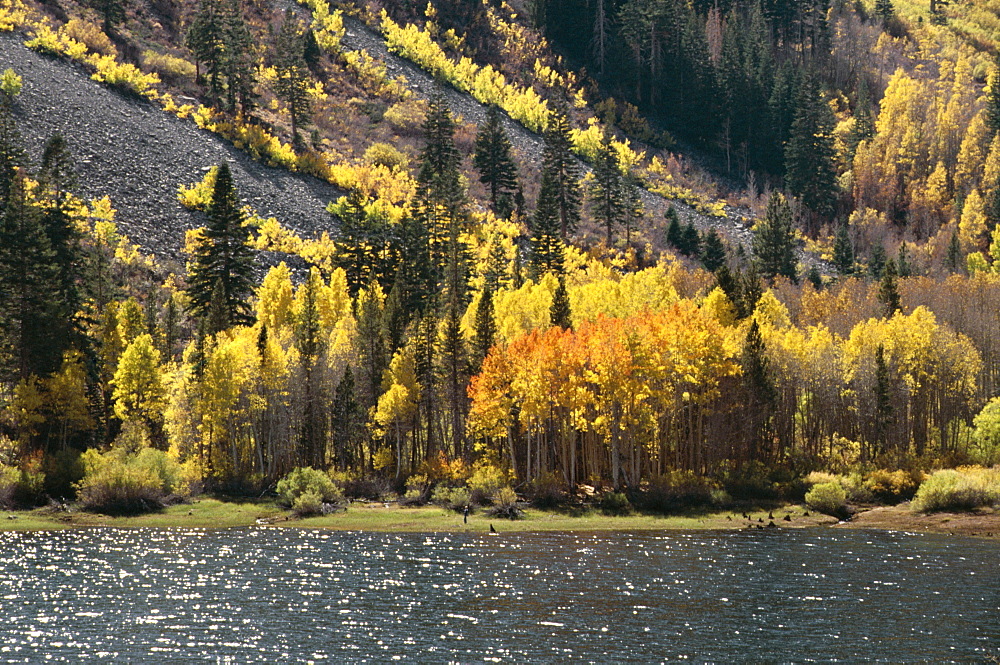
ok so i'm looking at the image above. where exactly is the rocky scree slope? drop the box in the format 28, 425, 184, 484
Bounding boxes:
0, 32, 344, 263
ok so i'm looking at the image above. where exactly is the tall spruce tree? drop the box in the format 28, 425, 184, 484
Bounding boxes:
0, 96, 26, 206
185, 162, 256, 332
550, 276, 572, 330
472, 286, 497, 372
473, 105, 519, 218
274, 10, 313, 150
0, 170, 63, 382
742, 318, 775, 462
186, 0, 225, 94
785, 72, 838, 223
878, 258, 901, 317
701, 228, 727, 272
530, 167, 565, 276
541, 103, 582, 238
589, 131, 625, 245
752, 192, 797, 283
832, 221, 854, 275
331, 366, 362, 470
988, 53, 1000, 136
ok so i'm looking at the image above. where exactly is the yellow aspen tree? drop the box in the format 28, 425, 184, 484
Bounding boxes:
112, 334, 165, 430
959, 188, 988, 250
954, 111, 989, 195
256, 262, 295, 333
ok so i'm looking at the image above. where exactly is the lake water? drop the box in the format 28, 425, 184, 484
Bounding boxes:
0, 527, 997, 662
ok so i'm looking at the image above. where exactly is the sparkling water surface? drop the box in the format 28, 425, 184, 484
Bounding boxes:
0, 527, 997, 662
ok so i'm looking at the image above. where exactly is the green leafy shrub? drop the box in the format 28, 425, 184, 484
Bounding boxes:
487, 486, 522, 519
524, 471, 567, 508
637, 470, 724, 513
431, 485, 471, 511
466, 460, 510, 505
76, 447, 190, 514
276, 467, 343, 507
805, 481, 849, 518
292, 489, 324, 517
364, 142, 408, 170
912, 468, 1000, 513
864, 469, 924, 504
970, 397, 1000, 466
600, 491, 631, 516
43, 448, 85, 499
1, 68, 22, 98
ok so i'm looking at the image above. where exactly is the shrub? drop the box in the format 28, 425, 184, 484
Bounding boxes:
636, 470, 723, 513
341, 475, 391, 501
75, 447, 189, 514
864, 469, 924, 504
912, 468, 1000, 513
1, 68, 22, 98
177, 166, 219, 210
276, 467, 343, 507
292, 489, 324, 517
487, 486, 523, 519
970, 397, 1000, 466
90, 55, 160, 99
399, 473, 429, 506
600, 491, 631, 516
720, 461, 778, 501
466, 459, 510, 505
141, 50, 196, 80
364, 142, 408, 170
805, 482, 849, 518
0, 464, 20, 508
64, 19, 116, 57
524, 471, 567, 508
431, 485, 470, 511
383, 100, 427, 134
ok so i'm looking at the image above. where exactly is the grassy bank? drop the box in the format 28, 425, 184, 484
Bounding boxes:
0, 498, 837, 533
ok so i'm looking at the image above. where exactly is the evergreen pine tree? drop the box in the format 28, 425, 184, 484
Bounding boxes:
295, 270, 325, 468
868, 244, 887, 279
742, 318, 775, 462
541, 103, 582, 238
807, 265, 822, 289
872, 343, 893, 458
472, 286, 496, 371
381, 279, 407, 359
681, 221, 700, 258
621, 173, 643, 245
741, 263, 764, 314
589, 131, 625, 245
186, 0, 225, 94
550, 276, 572, 329
274, 10, 313, 151
302, 29, 321, 68
355, 283, 386, 410
752, 191, 797, 283
701, 228, 727, 272
530, 167, 565, 276
0, 96, 26, 205
878, 258, 901, 317
0, 170, 63, 382
473, 105, 519, 217
987, 54, 1000, 136
665, 206, 683, 251
221, 0, 256, 115
395, 212, 434, 317
91, 0, 125, 33
946, 228, 963, 273
874, 0, 894, 22
896, 242, 912, 277
440, 294, 468, 457
833, 221, 854, 275
185, 162, 256, 332
38, 135, 84, 349
331, 366, 361, 470
785, 72, 838, 223
334, 190, 370, 296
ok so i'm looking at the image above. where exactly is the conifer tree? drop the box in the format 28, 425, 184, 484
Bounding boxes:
946, 229, 962, 273
665, 206, 683, 251
681, 221, 700, 258
752, 192, 797, 283
334, 190, 371, 296
381, 280, 407, 359
331, 366, 362, 470
541, 103, 582, 238
589, 131, 625, 245
700, 228, 727, 272
187, 0, 224, 94
874, 0, 894, 22
221, 0, 255, 115
38, 135, 85, 350
987, 54, 1000, 136
185, 162, 256, 332
530, 167, 565, 276
395, 213, 434, 317
92, 0, 125, 34
785, 72, 838, 223
742, 318, 775, 462
0, 96, 26, 205
275, 10, 313, 150
355, 283, 386, 410
550, 276, 572, 330
0, 170, 63, 382
878, 258, 901, 317
473, 105, 519, 218
896, 242, 912, 278
621, 174, 643, 245
869, 244, 887, 279
872, 343, 893, 458
472, 286, 496, 372
295, 269, 325, 468
833, 222, 854, 275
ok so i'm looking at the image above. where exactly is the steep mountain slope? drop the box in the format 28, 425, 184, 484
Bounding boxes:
1, 31, 343, 261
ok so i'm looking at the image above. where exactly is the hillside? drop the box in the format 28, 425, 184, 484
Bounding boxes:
1, 31, 342, 260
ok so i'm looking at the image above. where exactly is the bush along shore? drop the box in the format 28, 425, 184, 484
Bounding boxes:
2, 463, 998, 540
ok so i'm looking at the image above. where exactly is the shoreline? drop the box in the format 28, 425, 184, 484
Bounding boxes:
2, 498, 999, 541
